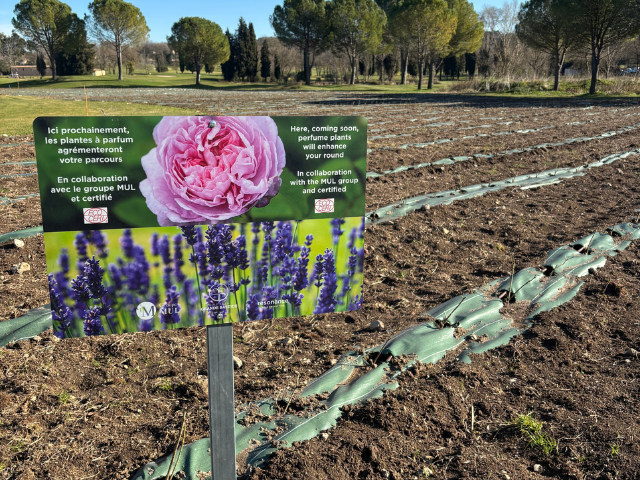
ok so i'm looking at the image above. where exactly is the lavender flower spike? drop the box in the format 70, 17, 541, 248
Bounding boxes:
180, 226, 198, 246
84, 257, 107, 299
314, 248, 338, 314
83, 306, 104, 336
159, 286, 181, 326
48, 274, 73, 338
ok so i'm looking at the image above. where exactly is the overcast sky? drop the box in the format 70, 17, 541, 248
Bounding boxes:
1, 0, 506, 42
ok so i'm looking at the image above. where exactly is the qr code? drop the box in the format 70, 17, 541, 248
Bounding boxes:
83, 207, 109, 224
314, 198, 334, 214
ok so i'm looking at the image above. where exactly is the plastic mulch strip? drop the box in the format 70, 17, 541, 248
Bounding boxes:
0, 225, 43, 243
131, 220, 640, 479
366, 121, 640, 178
3, 161, 37, 166
0, 173, 37, 179
366, 147, 640, 226
0, 142, 35, 147
0, 193, 40, 206
0, 305, 52, 348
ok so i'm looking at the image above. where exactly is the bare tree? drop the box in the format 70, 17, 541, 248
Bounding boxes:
265, 37, 302, 81
600, 43, 625, 77
0, 32, 27, 72
479, 0, 522, 80
94, 41, 117, 73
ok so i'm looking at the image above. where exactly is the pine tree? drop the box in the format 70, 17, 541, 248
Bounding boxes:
274, 53, 281, 80
271, 0, 328, 85
167, 17, 230, 85
260, 39, 271, 80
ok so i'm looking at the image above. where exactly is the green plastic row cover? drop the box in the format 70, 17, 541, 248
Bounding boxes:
0, 305, 51, 348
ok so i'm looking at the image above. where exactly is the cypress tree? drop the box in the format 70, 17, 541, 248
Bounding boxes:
246, 23, 258, 80
236, 18, 249, 80
260, 38, 271, 80
220, 28, 237, 80
36, 53, 47, 76
55, 14, 94, 75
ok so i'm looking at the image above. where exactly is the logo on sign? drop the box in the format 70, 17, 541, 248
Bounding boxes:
136, 302, 157, 320
208, 284, 229, 302
83, 207, 108, 224
314, 198, 334, 214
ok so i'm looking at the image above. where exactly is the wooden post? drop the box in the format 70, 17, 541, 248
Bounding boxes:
206, 324, 237, 480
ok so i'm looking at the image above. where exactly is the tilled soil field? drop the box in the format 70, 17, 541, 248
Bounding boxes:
1, 90, 639, 480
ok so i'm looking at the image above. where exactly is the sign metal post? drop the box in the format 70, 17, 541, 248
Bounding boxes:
206, 324, 237, 480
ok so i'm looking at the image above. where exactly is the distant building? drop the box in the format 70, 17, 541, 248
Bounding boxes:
92, 69, 106, 76
10, 65, 52, 77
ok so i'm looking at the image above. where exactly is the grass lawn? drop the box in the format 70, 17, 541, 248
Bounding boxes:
0, 71, 450, 93
0, 95, 200, 136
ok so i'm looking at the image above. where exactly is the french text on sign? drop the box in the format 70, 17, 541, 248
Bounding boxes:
83, 207, 109, 224
315, 198, 334, 214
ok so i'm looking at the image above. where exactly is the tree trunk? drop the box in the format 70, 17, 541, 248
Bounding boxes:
590, 48, 598, 95
195, 59, 201, 85
304, 45, 311, 86
400, 50, 408, 85
427, 61, 435, 89
554, 50, 566, 91
554, 53, 561, 91
117, 43, 123, 81
418, 58, 424, 90
350, 56, 356, 85
47, 45, 57, 81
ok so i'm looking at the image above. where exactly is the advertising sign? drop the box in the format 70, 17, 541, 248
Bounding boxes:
34, 116, 366, 338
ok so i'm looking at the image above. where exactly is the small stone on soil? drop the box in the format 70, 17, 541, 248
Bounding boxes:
233, 356, 243, 370
534, 464, 542, 472
367, 320, 384, 332
11, 262, 30, 274
13, 239, 25, 248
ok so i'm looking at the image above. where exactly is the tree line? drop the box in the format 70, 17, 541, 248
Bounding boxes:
4, 0, 640, 93
269, 0, 484, 89
516, 0, 640, 93
7, 0, 148, 80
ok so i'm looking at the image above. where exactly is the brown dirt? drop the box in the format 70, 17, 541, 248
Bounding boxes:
0, 175, 39, 199
254, 246, 640, 480
0, 235, 48, 321
1, 92, 640, 480
0, 198, 42, 234
366, 134, 639, 210
367, 117, 640, 174
0, 142, 35, 165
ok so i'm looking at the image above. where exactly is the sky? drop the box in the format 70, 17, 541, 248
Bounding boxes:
1, 0, 507, 42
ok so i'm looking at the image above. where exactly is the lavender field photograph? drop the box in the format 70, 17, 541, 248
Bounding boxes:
45, 217, 364, 337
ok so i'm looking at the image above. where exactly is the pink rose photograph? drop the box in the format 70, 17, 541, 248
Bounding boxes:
140, 116, 286, 226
